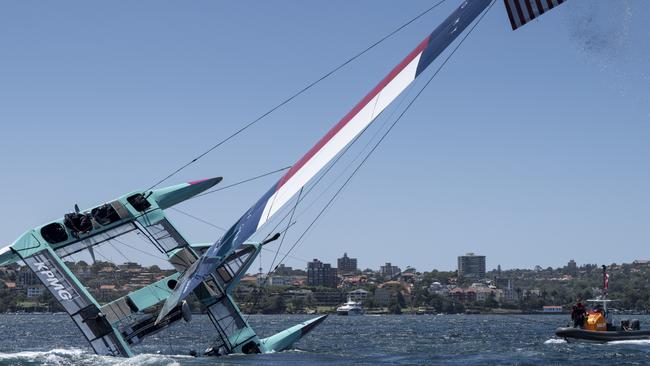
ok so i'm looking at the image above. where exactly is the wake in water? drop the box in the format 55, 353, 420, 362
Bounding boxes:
543, 338, 650, 346
544, 338, 567, 345
0, 348, 183, 366
607, 339, 650, 346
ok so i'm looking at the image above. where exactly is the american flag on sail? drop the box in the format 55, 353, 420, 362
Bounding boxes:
503, 0, 567, 30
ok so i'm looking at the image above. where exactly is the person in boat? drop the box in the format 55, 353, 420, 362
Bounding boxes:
592, 303, 603, 313
571, 300, 587, 328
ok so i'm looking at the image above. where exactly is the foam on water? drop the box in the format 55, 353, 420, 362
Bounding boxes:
0, 348, 84, 360
0, 348, 182, 366
607, 339, 650, 346
544, 338, 567, 345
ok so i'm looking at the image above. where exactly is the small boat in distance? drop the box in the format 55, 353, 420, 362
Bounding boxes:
337, 298, 364, 316
556, 266, 650, 343
416, 306, 436, 315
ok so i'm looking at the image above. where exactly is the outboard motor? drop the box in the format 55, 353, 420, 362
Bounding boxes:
621, 319, 630, 330
631, 319, 641, 330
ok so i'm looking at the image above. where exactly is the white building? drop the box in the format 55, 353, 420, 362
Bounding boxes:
26, 285, 44, 298
347, 289, 369, 302
428, 282, 449, 296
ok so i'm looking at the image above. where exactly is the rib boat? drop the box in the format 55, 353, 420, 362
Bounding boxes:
555, 267, 649, 343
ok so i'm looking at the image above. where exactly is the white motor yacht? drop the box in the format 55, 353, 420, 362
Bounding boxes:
336, 298, 364, 316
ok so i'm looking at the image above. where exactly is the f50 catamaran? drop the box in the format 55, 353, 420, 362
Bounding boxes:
0, 0, 567, 357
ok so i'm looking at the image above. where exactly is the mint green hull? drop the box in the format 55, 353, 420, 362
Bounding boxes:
261, 315, 329, 353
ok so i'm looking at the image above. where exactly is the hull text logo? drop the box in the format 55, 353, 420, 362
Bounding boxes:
34, 262, 73, 301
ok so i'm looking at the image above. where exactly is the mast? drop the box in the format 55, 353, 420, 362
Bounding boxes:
602, 265, 609, 299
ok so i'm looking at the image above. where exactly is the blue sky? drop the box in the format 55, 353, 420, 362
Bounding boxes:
0, 1, 648, 272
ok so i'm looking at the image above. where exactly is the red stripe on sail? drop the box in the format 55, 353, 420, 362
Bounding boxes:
276, 35, 431, 190
535, 0, 546, 15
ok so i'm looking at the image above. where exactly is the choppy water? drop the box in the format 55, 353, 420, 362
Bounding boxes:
1, 314, 650, 365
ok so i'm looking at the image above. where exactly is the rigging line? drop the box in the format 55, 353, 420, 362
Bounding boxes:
237, 217, 301, 338
233, 204, 302, 339
254, 81, 414, 252
175, 168, 301, 260
170, 208, 228, 232
145, 0, 449, 191
261, 247, 308, 264
275, 0, 497, 270
191, 166, 292, 200
165, 195, 306, 263
231, 217, 301, 346
178, 206, 306, 261
158, 169, 297, 256
133, 223, 166, 256
268, 188, 303, 275
260, 122, 375, 241
93, 247, 122, 289
289, 72, 421, 224
104, 240, 132, 264
258, 69, 420, 241
110, 237, 169, 262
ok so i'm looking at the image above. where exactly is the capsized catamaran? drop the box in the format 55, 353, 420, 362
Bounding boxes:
0, 179, 327, 356
154, 0, 495, 326
0, 0, 568, 358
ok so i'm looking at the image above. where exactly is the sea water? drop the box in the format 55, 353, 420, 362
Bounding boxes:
1, 313, 650, 365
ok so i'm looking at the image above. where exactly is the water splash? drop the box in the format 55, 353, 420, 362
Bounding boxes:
544, 338, 567, 345
0, 348, 182, 366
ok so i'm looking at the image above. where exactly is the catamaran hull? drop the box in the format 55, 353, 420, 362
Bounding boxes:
260, 315, 328, 353
555, 327, 650, 343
